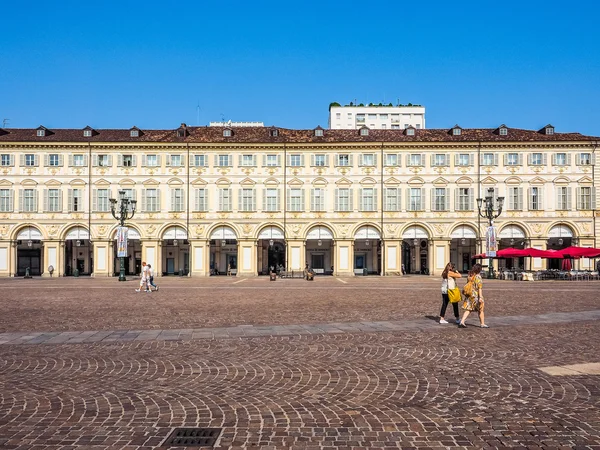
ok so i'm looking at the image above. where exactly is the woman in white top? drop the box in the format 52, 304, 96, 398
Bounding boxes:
439, 262, 462, 324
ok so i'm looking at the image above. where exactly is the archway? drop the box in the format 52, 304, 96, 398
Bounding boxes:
257, 225, 285, 275
162, 226, 189, 276
402, 225, 429, 274
210, 226, 238, 276
353, 225, 381, 275
112, 227, 142, 276
450, 225, 478, 273
547, 224, 575, 270
64, 226, 92, 276
16, 226, 43, 276
306, 226, 334, 275
498, 225, 527, 270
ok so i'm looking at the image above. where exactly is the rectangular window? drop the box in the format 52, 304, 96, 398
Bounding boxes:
48, 189, 61, 212
145, 189, 159, 212
123, 155, 134, 167
368, 114, 376, 120
171, 188, 184, 212
219, 188, 231, 211
265, 154, 278, 166
314, 155, 326, 166
380, 114, 388, 119
1, 154, 10, 166
194, 155, 206, 167
556, 186, 569, 210
70, 189, 82, 212
194, 189, 207, 211
97, 155, 109, 167
361, 188, 376, 211
25, 154, 36, 166
265, 188, 279, 212
385, 154, 398, 166
240, 188, 255, 212
241, 154, 255, 166
146, 155, 158, 167
289, 188, 303, 212
507, 187, 523, 210
170, 155, 182, 167
482, 153, 495, 165
408, 154, 423, 166
49, 154, 60, 166
391, 124, 400, 129
457, 154, 470, 166
337, 154, 350, 166
578, 153, 592, 165
218, 155, 231, 167
529, 187, 541, 211
433, 188, 447, 211
0, 189, 12, 212
506, 153, 519, 165
356, 114, 365, 123
121, 189, 135, 202
336, 188, 351, 211
433, 154, 447, 166
311, 188, 325, 211
456, 188, 472, 211
385, 188, 400, 211
409, 188, 422, 211
530, 153, 543, 165
361, 154, 375, 166
23, 189, 36, 212
290, 154, 302, 167
555, 153, 567, 165
96, 189, 109, 212
73, 155, 85, 166
578, 187, 592, 210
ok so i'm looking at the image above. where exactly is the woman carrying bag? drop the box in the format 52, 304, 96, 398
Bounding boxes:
439, 262, 462, 324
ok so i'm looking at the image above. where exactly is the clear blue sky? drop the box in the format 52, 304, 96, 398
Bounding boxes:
1, 0, 599, 135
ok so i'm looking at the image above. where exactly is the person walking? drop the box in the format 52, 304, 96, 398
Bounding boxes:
147, 264, 159, 291
135, 261, 150, 293
458, 263, 488, 328
439, 262, 462, 324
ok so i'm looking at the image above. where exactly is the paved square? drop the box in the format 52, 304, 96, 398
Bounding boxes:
1, 277, 599, 449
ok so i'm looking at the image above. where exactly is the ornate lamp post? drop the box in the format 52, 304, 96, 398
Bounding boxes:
476, 187, 504, 279
110, 190, 137, 281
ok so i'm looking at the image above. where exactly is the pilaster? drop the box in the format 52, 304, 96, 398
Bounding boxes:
92, 239, 111, 277
384, 239, 402, 276
236, 238, 257, 277
286, 239, 305, 272
335, 239, 354, 277
189, 238, 210, 277
431, 238, 451, 277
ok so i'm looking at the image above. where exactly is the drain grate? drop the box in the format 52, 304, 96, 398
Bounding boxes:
163, 428, 222, 447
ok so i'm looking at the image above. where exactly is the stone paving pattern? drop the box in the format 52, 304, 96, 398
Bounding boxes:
0, 277, 599, 449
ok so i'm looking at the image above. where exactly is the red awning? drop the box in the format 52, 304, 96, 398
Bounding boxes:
523, 248, 564, 258
558, 246, 600, 258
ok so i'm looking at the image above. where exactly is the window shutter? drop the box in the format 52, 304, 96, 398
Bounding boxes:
156, 190, 161, 211
419, 153, 425, 166
33, 190, 38, 211
107, 155, 112, 166
348, 188, 353, 210
286, 155, 291, 166
503, 154, 508, 165
310, 155, 314, 166
468, 154, 474, 166
33, 155, 39, 166
166, 155, 172, 167
236, 188, 241, 211
276, 155, 281, 166
348, 155, 354, 166
275, 188, 280, 210
555, 188, 560, 210
310, 188, 315, 211
527, 154, 532, 165
300, 155, 305, 167
538, 187, 544, 210
552, 154, 557, 165
468, 188, 474, 210
444, 154, 450, 166
139, 190, 145, 212
373, 188, 378, 210
518, 187, 523, 210
359, 188, 364, 210
430, 154, 436, 166
592, 189, 597, 210
397, 188, 401, 211
67, 155, 73, 167
131, 156, 137, 167
189, 154, 195, 167
262, 155, 267, 166
8, 189, 13, 211
577, 188, 583, 210
18, 189, 23, 212
68, 189, 73, 211
58, 190, 63, 211
421, 188, 426, 210
170, 189, 176, 211
44, 155, 49, 166
82, 155, 88, 166
238, 155, 243, 167
262, 189, 267, 211
541, 153, 547, 165
324, 155, 329, 166
286, 188, 291, 211
194, 189, 200, 211
444, 188, 450, 210
117, 155, 123, 167
9, 155, 14, 166
300, 189, 304, 211
213, 155, 218, 166
43, 189, 48, 212
493, 154, 499, 166
479, 153, 484, 165
430, 189, 435, 210
142, 155, 147, 167
92, 155, 99, 167
19, 155, 25, 166
566, 187, 572, 210
454, 154, 459, 166
576, 154, 581, 165
508, 188, 515, 210
334, 188, 339, 211
566, 154, 572, 165
359, 155, 363, 166
454, 188, 459, 210
92, 189, 97, 211
155, 155, 161, 166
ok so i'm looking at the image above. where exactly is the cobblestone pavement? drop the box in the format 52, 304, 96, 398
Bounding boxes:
1, 278, 599, 449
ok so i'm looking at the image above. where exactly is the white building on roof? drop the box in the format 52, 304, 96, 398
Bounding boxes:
329, 103, 425, 130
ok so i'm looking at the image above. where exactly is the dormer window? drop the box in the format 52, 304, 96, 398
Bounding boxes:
545, 126, 554, 135
177, 129, 185, 138
405, 127, 415, 136
314, 129, 323, 137
130, 129, 139, 137
270, 129, 279, 137
499, 127, 508, 136
223, 129, 232, 137
83, 130, 92, 137
37, 129, 45, 137
360, 128, 369, 136
452, 126, 462, 136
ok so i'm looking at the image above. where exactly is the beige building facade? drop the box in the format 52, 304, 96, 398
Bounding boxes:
0, 123, 597, 278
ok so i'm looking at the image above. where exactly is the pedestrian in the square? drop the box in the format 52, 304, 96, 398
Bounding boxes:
439, 262, 461, 324
135, 261, 150, 292
147, 264, 159, 291
458, 263, 488, 328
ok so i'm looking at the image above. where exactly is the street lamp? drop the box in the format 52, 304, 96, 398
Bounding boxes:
110, 190, 137, 281
477, 187, 504, 279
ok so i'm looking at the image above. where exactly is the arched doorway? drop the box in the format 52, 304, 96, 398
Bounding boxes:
498, 225, 527, 270
353, 225, 381, 275
257, 226, 285, 275
112, 227, 142, 276
162, 226, 189, 276
547, 224, 575, 270
64, 227, 92, 276
402, 225, 429, 274
306, 226, 334, 275
16, 226, 43, 276
210, 226, 238, 276
450, 225, 477, 273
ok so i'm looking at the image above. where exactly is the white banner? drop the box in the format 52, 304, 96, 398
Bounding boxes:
486, 225, 498, 257
116, 226, 128, 258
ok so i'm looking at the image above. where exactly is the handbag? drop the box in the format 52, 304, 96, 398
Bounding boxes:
447, 277, 461, 303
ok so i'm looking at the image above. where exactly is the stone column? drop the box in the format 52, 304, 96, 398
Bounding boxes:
383, 238, 402, 276
41, 240, 60, 277
189, 238, 210, 277
334, 239, 354, 277
142, 239, 161, 277
286, 239, 305, 275
91, 239, 111, 277
431, 238, 451, 277
237, 238, 257, 277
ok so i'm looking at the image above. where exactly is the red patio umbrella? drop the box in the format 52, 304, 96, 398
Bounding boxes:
558, 246, 600, 258
523, 248, 564, 258
496, 247, 529, 258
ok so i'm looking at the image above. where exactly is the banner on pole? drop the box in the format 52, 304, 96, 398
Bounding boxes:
486, 225, 498, 257
117, 226, 128, 258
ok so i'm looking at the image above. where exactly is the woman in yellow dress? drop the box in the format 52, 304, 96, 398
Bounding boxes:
458, 263, 489, 328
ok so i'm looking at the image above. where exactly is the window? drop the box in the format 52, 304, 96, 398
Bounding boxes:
337, 154, 350, 166
368, 114, 376, 120
83, 130, 92, 137
265, 154, 279, 166
22, 189, 36, 212
405, 127, 414, 135
130, 129, 139, 137
311, 188, 325, 211
241, 154, 255, 166
578, 153, 592, 165
121, 189, 135, 202
314, 155, 326, 167
408, 154, 423, 166
507, 187, 523, 210
46, 188, 61, 212
482, 153, 495, 165
69, 189, 83, 212
73, 155, 85, 167
146, 155, 158, 167
545, 126, 554, 135
457, 154, 470, 166
391, 124, 400, 129
347, 113, 352, 118
223, 129, 232, 137
98, 155, 110, 167
360, 128, 369, 136
336, 113, 341, 119
408, 188, 423, 211
240, 188, 255, 212
288, 188, 303, 212
1, 154, 12, 166
385, 188, 401, 211
170, 188, 184, 212
456, 188, 473, 211
95, 189, 109, 212
270, 129, 278, 137
432, 154, 448, 166
360, 188, 376, 211
529, 187, 542, 211
506, 153, 519, 166
194, 189, 207, 211
335, 188, 352, 211
452, 128, 461, 136
556, 186, 571, 210
356, 114, 365, 123
170, 155, 182, 167
381, 124, 387, 129
578, 187, 593, 210
218, 155, 231, 167
554, 153, 567, 165
290, 154, 302, 167
380, 114, 388, 119
218, 188, 232, 211
49, 154, 60, 166
25, 154, 36, 166
315, 129, 324, 136
385, 154, 398, 166
499, 128, 508, 136
265, 188, 279, 211
0, 189, 13, 212
37, 129, 45, 137
530, 153, 543, 165
433, 188, 448, 211
144, 188, 159, 212
193, 155, 206, 167
361, 154, 374, 166
122, 155, 134, 167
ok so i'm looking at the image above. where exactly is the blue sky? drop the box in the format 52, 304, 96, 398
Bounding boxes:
1, 0, 599, 135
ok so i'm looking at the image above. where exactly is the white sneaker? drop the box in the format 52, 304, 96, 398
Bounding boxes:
135, 289, 140, 292
439, 318, 449, 324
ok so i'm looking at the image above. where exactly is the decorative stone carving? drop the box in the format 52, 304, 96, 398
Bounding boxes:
581, 222, 591, 233
532, 223, 542, 235
47, 225, 58, 236
242, 224, 253, 236
338, 224, 349, 237
0, 225, 8, 237
290, 224, 301, 237
147, 224, 156, 236
385, 224, 398, 237
170, 213, 180, 219
97, 225, 107, 236
434, 224, 445, 235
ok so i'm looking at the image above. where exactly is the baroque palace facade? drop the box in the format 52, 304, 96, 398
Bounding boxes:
0, 123, 597, 278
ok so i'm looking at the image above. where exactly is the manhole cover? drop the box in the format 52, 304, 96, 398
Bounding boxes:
163, 428, 222, 447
